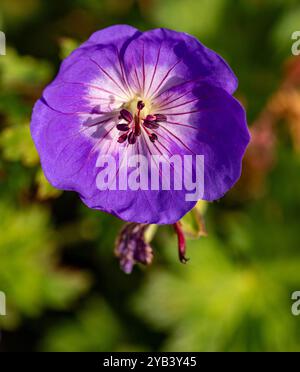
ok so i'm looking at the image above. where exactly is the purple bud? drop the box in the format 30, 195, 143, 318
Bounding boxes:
120, 109, 133, 123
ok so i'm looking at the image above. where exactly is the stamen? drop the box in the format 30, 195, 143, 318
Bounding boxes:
149, 133, 158, 143
145, 114, 157, 121
117, 101, 165, 146
117, 124, 130, 131
143, 120, 159, 130
120, 109, 133, 123
118, 133, 128, 143
154, 114, 167, 122
128, 131, 137, 145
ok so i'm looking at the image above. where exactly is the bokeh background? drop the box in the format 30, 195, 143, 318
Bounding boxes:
0, 0, 300, 352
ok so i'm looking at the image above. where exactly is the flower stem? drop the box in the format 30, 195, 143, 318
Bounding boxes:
173, 221, 189, 264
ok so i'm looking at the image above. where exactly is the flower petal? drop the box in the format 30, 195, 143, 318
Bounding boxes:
122, 28, 238, 99
59, 25, 141, 71
41, 25, 142, 115
31, 98, 120, 197
153, 81, 250, 201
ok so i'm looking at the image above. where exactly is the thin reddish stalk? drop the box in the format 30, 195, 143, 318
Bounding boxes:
173, 221, 189, 264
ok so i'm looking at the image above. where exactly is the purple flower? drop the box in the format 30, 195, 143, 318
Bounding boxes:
31, 25, 250, 225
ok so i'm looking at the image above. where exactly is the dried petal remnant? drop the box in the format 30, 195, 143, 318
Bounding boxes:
115, 223, 154, 274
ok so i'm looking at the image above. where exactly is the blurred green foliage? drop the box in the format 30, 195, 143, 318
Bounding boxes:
0, 0, 300, 352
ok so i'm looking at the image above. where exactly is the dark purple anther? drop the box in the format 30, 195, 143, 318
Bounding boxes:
128, 131, 137, 144
117, 124, 130, 131
115, 223, 153, 274
154, 114, 167, 122
143, 120, 159, 130
117, 133, 128, 143
149, 133, 158, 143
145, 114, 157, 121
137, 100, 145, 110
120, 109, 133, 123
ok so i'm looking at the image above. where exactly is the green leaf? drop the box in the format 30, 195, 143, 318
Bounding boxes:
0, 124, 39, 166
59, 37, 80, 60
272, 6, 300, 54
41, 298, 121, 352
180, 201, 208, 239
0, 202, 91, 330
35, 168, 62, 200
0, 48, 52, 89
134, 236, 300, 351
147, 0, 226, 38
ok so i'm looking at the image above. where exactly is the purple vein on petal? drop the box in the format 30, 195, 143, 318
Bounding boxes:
133, 66, 143, 93
142, 42, 146, 95
40, 96, 87, 116
149, 59, 182, 99
116, 48, 133, 96
164, 120, 199, 130
158, 97, 202, 113
88, 57, 130, 98
145, 43, 162, 97
158, 124, 197, 155
152, 77, 205, 103
164, 109, 204, 116
83, 116, 115, 128
155, 89, 195, 110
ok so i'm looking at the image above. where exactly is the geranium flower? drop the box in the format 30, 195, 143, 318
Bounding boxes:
31, 25, 250, 272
